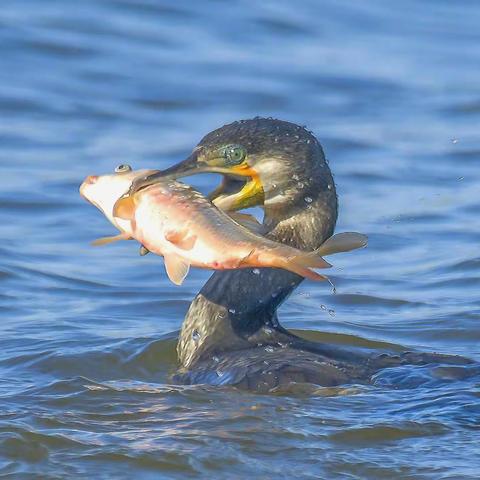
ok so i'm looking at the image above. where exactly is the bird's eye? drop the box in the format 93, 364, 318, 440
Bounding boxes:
115, 164, 132, 173
223, 145, 246, 166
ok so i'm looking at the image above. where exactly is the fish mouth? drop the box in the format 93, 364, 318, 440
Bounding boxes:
125, 153, 265, 212
79, 175, 98, 200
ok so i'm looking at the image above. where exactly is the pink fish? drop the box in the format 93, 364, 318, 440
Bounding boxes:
80, 166, 367, 285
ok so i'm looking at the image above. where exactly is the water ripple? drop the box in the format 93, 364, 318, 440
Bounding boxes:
1, 0, 480, 477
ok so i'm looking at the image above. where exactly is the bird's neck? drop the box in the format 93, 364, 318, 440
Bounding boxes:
176, 166, 337, 369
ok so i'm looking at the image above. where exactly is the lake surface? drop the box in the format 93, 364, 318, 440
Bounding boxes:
1, 0, 480, 478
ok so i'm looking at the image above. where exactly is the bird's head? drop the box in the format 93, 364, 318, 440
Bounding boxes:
127, 118, 334, 216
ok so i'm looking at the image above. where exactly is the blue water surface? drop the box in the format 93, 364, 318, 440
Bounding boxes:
1, 1, 480, 478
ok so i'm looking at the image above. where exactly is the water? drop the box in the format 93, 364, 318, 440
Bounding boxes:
1, 0, 480, 478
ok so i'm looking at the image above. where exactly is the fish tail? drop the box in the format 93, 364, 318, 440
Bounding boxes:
275, 232, 368, 281
270, 251, 332, 281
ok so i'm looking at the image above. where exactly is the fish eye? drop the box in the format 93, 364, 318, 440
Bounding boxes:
223, 145, 246, 166
115, 164, 132, 173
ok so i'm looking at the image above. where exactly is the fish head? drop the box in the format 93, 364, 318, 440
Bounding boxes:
80, 165, 154, 232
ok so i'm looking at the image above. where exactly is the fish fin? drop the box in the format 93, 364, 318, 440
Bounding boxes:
239, 249, 256, 267
316, 232, 368, 256
113, 195, 136, 220
227, 212, 264, 234
139, 245, 150, 256
164, 254, 190, 285
91, 232, 130, 246
164, 230, 197, 250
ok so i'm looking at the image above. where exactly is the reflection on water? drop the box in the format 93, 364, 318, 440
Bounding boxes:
1, 0, 480, 478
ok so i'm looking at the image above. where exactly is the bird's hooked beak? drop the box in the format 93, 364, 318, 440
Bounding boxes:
123, 150, 265, 212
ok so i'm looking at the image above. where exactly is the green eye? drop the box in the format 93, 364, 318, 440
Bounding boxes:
223, 145, 246, 165
115, 164, 132, 173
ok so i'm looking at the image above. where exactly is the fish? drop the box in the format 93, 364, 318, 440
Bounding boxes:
80, 166, 367, 285
79, 165, 155, 243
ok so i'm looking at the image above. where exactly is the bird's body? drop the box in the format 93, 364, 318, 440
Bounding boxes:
170, 120, 341, 374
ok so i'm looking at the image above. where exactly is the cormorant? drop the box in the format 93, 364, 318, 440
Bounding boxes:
128, 118, 471, 392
